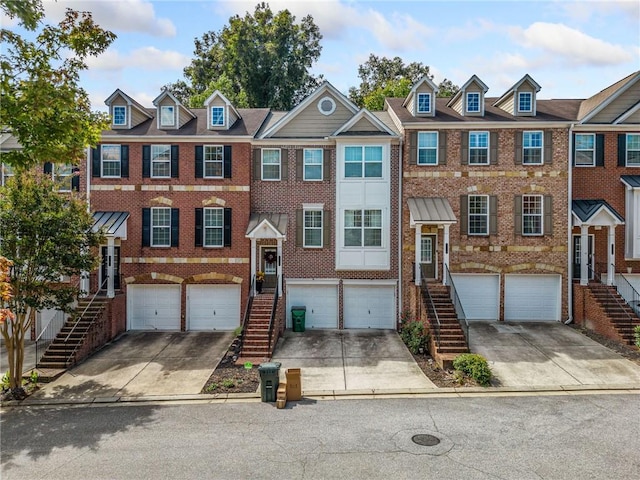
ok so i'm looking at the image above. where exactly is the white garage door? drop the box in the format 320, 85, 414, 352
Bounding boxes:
344, 284, 395, 329
450, 274, 499, 321
187, 285, 240, 331
286, 284, 338, 329
504, 274, 561, 321
128, 285, 181, 330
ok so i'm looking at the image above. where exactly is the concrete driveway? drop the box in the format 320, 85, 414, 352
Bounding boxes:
28, 331, 233, 401
271, 330, 436, 393
469, 322, 640, 388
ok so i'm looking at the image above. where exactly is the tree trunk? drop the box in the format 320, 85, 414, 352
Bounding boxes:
2, 309, 32, 399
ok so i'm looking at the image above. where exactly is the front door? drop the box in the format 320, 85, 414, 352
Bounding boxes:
101, 246, 121, 290
420, 235, 437, 280
261, 248, 278, 289
572, 235, 594, 280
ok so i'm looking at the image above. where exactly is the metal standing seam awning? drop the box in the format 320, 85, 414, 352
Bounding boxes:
245, 212, 288, 238
92, 211, 130, 237
407, 197, 457, 225
571, 200, 624, 226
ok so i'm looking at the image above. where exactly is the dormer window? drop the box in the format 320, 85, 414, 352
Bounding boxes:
466, 93, 480, 113
113, 106, 126, 126
160, 105, 175, 127
518, 92, 532, 113
211, 106, 225, 127
417, 93, 431, 114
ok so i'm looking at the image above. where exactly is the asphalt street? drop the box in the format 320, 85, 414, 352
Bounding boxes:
2, 393, 639, 479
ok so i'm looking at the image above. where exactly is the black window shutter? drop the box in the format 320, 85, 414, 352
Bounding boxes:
121, 145, 129, 177
489, 196, 498, 235
544, 196, 553, 235
195, 146, 203, 178
296, 149, 303, 180
618, 134, 627, 166
409, 131, 417, 165
544, 131, 552, 165
171, 145, 179, 178
514, 196, 523, 236
71, 167, 80, 191
514, 132, 523, 165
43, 162, 52, 174
224, 145, 232, 178
92, 146, 101, 177
142, 145, 151, 178
490, 132, 498, 165
460, 195, 468, 235
323, 210, 332, 247
595, 134, 604, 167
296, 209, 303, 246
142, 208, 151, 247
281, 148, 288, 180
253, 149, 261, 180
195, 208, 203, 247
170, 208, 179, 247
323, 149, 331, 181
223, 208, 232, 247
439, 131, 447, 165
460, 132, 469, 165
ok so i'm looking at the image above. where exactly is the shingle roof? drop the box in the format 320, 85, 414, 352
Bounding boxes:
572, 199, 624, 223
621, 175, 640, 188
578, 71, 640, 121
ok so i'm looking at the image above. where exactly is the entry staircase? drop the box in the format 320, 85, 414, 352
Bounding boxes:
587, 282, 640, 346
36, 297, 110, 376
422, 282, 469, 367
238, 291, 277, 362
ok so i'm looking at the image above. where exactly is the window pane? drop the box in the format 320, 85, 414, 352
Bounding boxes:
421, 237, 432, 263
211, 107, 224, 126
523, 195, 542, 235
102, 145, 121, 177
418, 132, 437, 165
467, 93, 480, 112
262, 149, 280, 180
304, 149, 323, 180
519, 93, 532, 111
575, 134, 594, 150
523, 131, 543, 165
469, 196, 488, 235
304, 210, 323, 247
364, 229, 381, 246
417, 93, 430, 112
575, 134, 595, 166
113, 106, 126, 125
345, 146, 362, 162
161, 106, 174, 125
204, 145, 223, 177
627, 134, 640, 165
151, 208, 171, 246
364, 146, 382, 178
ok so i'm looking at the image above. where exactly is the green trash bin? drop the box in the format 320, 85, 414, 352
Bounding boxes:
258, 362, 281, 402
291, 306, 306, 332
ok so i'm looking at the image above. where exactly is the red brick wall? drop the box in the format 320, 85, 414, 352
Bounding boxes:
573, 283, 627, 343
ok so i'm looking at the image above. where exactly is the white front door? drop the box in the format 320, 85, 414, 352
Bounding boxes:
343, 284, 396, 329
128, 285, 181, 330
450, 274, 500, 321
187, 285, 240, 330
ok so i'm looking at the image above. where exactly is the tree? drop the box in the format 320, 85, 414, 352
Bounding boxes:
349, 54, 459, 107
436, 78, 459, 98
0, 3, 116, 171
166, 2, 322, 110
361, 78, 413, 111
0, 172, 103, 399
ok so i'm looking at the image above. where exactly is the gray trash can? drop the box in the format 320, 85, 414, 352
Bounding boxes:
258, 362, 281, 402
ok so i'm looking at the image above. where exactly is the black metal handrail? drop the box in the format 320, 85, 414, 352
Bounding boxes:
420, 276, 440, 349
444, 264, 469, 344
267, 275, 280, 356
238, 276, 256, 353
589, 263, 637, 337
63, 277, 108, 344
35, 310, 67, 366
610, 264, 640, 332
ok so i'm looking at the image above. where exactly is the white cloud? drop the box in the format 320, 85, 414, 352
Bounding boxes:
363, 10, 433, 52
557, 0, 640, 23
42, 0, 176, 37
86, 47, 190, 71
510, 22, 633, 66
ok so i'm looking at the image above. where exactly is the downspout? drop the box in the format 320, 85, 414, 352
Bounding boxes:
398, 135, 403, 331
565, 124, 575, 324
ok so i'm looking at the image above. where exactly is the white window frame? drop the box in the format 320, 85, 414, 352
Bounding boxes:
518, 92, 532, 113
468, 195, 489, 236
344, 209, 382, 247
303, 209, 323, 248
101, 144, 122, 178
344, 145, 383, 178
522, 194, 543, 236
203, 207, 224, 248
420, 235, 433, 264
466, 92, 480, 113
160, 105, 175, 127
303, 148, 323, 181
417, 132, 438, 165
151, 207, 171, 247
113, 106, 126, 126
626, 133, 640, 166
203, 145, 224, 178
469, 131, 489, 165
417, 93, 431, 114
52, 164, 73, 192
575, 133, 595, 167
261, 148, 281, 181
151, 145, 171, 178
211, 106, 225, 127
523, 131, 543, 165
1, 163, 14, 186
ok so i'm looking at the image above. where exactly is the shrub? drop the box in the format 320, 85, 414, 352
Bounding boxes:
453, 353, 492, 386
400, 320, 430, 354
635, 325, 640, 348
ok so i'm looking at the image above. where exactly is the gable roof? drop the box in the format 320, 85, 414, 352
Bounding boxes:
578, 71, 640, 122
572, 199, 624, 224
104, 89, 152, 118
260, 81, 359, 138
332, 109, 398, 137
402, 76, 439, 108
446, 74, 489, 108
493, 74, 541, 107
152, 89, 196, 119
245, 213, 288, 238
621, 175, 640, 189
203, 90, 241, 119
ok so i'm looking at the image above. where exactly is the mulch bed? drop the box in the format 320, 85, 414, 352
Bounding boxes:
201, 336, 260, 394
569, 325, 640, 366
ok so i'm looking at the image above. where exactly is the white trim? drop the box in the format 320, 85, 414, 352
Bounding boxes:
517, 92, 533, 113
402, 75, 439, 108
285, 278, 340, 285
342, 279, 397, 286
580, 72, 640, 123
417, 131, 439, 165
203, 90, 240, 120
613, 101, 640, 124
416, 92, 432, 114
303, 147, 323, 181
317, 96, 336, 115
333, 108, 398, 137
260, 147, 281, 181
159, 105, 176, 128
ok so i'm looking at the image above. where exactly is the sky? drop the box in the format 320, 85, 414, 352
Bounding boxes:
3, 0, 639, 111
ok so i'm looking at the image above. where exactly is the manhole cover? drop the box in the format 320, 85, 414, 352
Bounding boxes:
411, 434, 440, 446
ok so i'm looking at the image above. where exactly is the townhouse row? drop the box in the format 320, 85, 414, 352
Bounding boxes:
3, 71, 638, 335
